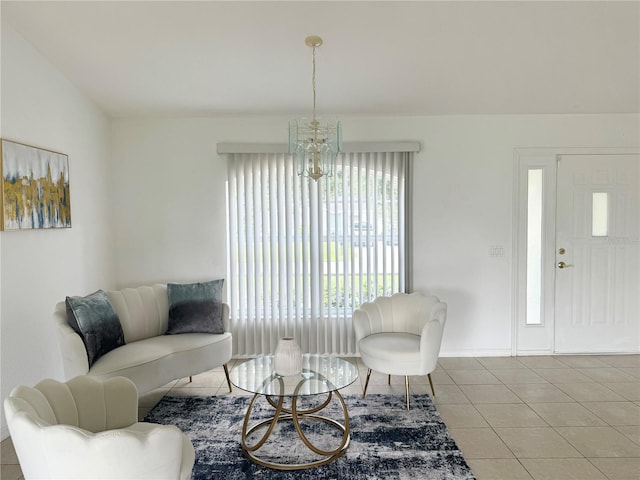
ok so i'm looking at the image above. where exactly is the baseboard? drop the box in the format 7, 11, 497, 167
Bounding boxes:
552, 348, 640, 355
439, 348, 513, 358
515, 349, 554, 356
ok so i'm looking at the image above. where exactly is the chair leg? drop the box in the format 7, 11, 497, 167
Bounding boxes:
428, 373, 435, 396
388, 374, 391, 385
362, 369, 372, 399
405, 376, 410, 411
189, 376, 192, 383
223, 363, 233, 393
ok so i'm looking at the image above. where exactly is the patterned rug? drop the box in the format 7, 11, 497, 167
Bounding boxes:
144, 393, 476, 480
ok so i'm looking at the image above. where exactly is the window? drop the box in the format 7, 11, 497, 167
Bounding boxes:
227, 151, 408, 356
592, 192, 608, 237
526, 169, 543, 325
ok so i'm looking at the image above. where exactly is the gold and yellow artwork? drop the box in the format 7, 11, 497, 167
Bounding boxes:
1, 139, 71, 230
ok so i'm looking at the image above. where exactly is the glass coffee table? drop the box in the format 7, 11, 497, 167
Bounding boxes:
229, 354, 359, 470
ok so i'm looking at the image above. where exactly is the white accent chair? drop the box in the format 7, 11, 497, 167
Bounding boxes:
353, 292, 447, 410
4, 375, 195, 480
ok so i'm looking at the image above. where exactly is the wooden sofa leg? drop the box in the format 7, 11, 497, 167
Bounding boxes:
189, 376, 192, 383
223, 363, 233, 393
428, 373, 435, 396
362, 369, 372, 399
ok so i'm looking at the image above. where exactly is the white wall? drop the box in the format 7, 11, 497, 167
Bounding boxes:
111, 114, 639, 357
0, 26, 114, 438
2, 18, 638, 442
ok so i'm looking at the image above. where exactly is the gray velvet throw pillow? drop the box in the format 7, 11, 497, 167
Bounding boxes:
167, 279, 224, 334
66, 290, 125, 367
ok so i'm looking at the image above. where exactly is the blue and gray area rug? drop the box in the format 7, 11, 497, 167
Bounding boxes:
145, 393, 476, 480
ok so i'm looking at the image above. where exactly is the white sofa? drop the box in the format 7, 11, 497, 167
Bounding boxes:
54, 284, 233, 395
4, 375, 194, 480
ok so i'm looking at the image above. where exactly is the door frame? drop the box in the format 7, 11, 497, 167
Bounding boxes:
512, 147, 639, 356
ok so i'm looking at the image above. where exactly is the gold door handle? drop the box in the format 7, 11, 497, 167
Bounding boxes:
557, 261, 573, 269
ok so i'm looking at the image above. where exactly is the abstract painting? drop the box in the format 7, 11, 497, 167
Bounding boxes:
1, 139, 71, 230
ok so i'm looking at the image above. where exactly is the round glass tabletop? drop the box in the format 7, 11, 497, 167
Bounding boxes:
230, 354, 359, 397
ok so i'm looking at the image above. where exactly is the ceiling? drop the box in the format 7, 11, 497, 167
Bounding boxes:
2, 1, 639, 118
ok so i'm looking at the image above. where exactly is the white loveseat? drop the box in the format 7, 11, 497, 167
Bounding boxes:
54, 284, 233, 395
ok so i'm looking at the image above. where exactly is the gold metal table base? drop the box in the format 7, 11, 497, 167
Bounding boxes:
241, 389, 350, 470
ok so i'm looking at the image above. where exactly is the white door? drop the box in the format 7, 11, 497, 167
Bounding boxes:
555, 154, 639, 353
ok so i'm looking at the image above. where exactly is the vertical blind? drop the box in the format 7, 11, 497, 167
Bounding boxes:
227, 151, 408, 356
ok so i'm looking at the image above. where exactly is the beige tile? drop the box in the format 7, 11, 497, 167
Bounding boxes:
217, 387, 253, 397
604, 382, 640, 401
461, 385, 523, 404
436, 404, 489, 428
555, 426, 640, 457
490, 369, 548, 384
138, 406, 153, 420
519, 458, 606, 480
518, 356, 570, 369
169, 386, 220, 397
556, 356, 611, 368
447, 428, 514, 459
615, 425, 640, 445
582, 401, 640, 426
438, 357, 486, 370
387, 374, 418, 386
533, 368, 595, 384
477, 357, 528, 370
430, 369, 456, 385
225, 358, 241, 369
578, 368, 637, 383
173, 370, 228, 388
621, 367, 640, 379
0, 438, 18, 464
413, 384, 471, 404
598, 355, 640, 368
365, 374, 402, 386
507, 384, 575, 403
494, 427, 581, 458
338, 383, 365, 396
407, 374, 430, 385
528, 403, 607, 427
495, 427, 581, 458
475, 403, 547, 427
589, 458, 640, 480
556, 383, 626, 402
0, 465, 23, 480
448, 369, 502, 385
466, 459, 533, 480
361, 383, 407, 396
137, 387, 170, 408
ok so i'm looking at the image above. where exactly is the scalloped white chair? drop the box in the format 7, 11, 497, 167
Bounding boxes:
353, 292, 447, 410
4, 375, 194, 480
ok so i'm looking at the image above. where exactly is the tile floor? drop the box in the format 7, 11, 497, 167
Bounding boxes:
2, 354, 639, 480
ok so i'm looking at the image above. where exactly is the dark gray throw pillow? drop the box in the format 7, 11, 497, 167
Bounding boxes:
167, 279, 225, 334
65, 290, 125, 367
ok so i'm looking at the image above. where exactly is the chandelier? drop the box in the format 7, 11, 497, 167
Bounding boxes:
289, 36, 342, 181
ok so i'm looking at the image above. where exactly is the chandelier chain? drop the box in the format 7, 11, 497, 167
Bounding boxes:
312, 44, 317, 122
289, 35, 341, 181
